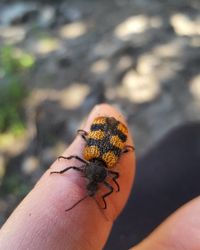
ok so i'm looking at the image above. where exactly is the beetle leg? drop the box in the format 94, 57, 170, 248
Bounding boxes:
122, 145, 135, 154
77, 129, 88, 142
58, 155, 89, 164
101, 182, 114, 209
108, 170, 120, 192
50, 166, 83, 174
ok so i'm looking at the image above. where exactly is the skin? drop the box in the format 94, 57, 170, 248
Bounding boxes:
0, 104, 200, 250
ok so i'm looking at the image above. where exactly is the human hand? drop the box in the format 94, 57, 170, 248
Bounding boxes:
1, 104, 200, 250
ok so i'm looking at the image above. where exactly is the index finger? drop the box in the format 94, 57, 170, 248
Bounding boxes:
0, 104, 136, 250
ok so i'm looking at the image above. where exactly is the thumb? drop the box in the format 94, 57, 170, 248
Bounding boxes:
0, 104, 135, 250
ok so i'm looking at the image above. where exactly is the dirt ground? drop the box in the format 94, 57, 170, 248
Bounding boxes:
0, 0, 200, 244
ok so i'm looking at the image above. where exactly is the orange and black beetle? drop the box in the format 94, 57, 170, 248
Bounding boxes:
51, 116, 134, 211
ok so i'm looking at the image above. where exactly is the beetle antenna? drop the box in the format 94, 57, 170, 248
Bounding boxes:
65, 194, 89, 212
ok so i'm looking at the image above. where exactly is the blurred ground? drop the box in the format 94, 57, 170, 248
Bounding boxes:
0, 0, 200, 238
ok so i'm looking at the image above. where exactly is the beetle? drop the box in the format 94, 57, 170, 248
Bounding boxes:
50, 116, 134, 211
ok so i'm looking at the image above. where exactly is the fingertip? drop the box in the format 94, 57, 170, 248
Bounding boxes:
81, 103, 136, 220
49, 102, 135, 220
